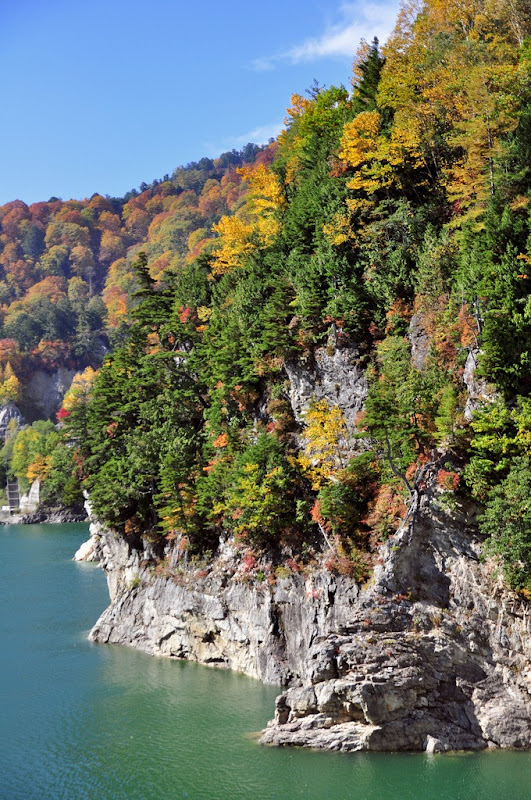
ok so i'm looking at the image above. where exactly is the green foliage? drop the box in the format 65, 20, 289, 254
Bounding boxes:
480, 457, 531, 593
465, 397, 531, 499
317, 452, 379, 538
9, 4, 531, 591
363, 336, 421, 473
2, 417, 82, 507
216, 433, 302, 546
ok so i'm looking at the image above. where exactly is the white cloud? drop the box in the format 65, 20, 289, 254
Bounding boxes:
252, 1, 399, 71
230, 121, 284, 146
203, 120, 284, 157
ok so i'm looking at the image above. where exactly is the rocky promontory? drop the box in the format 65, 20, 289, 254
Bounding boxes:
86, 471, 530, 753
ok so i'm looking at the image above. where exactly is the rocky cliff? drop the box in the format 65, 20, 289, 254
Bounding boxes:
87, 471, 530, 752
85, 339, 531, 753
25, 367, 77, 420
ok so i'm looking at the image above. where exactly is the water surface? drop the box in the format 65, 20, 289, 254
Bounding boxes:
1, 523, 529, 800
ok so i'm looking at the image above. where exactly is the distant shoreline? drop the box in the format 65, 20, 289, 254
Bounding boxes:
0, 507, 88, 525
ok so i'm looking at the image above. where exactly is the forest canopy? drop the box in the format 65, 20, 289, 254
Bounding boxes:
3, 0, 531, 594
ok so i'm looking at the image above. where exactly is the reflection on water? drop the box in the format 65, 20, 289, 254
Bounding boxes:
0, 523, 529, 800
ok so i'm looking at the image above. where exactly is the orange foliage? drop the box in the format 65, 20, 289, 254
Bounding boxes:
458, 305, 479, 347
0, 339, 20, 367
437, 469, 460, 491
212, 432, 229, 448
26, 276, 66, 303
32, 339, 72, 368
103, 285, 128, 328
27, 454, 52, 484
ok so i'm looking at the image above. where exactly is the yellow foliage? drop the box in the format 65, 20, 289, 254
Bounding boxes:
299, 400, 349, 490
27, 454, 52, 483
0, 372, 21, 404
339, 111, 381, 169
323, 212, 353, 246
285, 93, 312, 122
211, 164, 285, 275
196, 306, 212, 322
211, 215, 255, 275
444, 63, 522, 226
238, 163, 285, 211
62, 366, 97, 411
373, 0, 531, 228
338, 109, 425, 218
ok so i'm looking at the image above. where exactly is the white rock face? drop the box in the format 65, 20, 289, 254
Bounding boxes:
73, 537, 98, 562
462, 349, 496, 421
88, 519, 360, 685
0, 403, 24, 440
284, 342, 368, 438
19, 480, 40, 514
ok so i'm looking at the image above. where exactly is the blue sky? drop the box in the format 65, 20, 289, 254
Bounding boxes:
0, 0, 400, 205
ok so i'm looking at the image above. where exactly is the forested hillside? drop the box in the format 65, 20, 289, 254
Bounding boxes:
0, 144, 264, 393
8, 0, 531, 593
0, 145, 266, 508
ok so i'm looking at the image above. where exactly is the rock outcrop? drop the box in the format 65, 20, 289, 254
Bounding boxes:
0, 402, 24, 441
73, 535, 99, 562
88, 474, 530, 752
26, 367, 77, 419
284, 340, 367, 438
462, 349, 496, 422
88, 519, 360, 685
19, 505, 88, 524
261, 479, 530, 751
19, 480, 40, 515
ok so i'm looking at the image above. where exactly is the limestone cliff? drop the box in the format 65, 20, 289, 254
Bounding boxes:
87, 471, 530, 752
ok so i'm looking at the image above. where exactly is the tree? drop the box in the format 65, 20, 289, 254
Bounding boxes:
481, 456, 531, 593
298, 400, 349, 490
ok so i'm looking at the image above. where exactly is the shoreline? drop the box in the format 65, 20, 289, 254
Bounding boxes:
0, 508, 88, 525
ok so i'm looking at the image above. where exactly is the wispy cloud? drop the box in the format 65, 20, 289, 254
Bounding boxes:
203, 120, 284, 157
252, 1, 399, 71
230, 121, 284, 146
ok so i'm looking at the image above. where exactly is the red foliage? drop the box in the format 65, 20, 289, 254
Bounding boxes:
179, 305, 192, 324
364, 482, 407, 540
31, 339, 73, 369
242, 551, 257, 572
285, 557, 301, 572
324, 551, 355, 576
437, 469, 460, 491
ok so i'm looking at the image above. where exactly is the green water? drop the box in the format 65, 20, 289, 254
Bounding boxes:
0, 524, 529, 800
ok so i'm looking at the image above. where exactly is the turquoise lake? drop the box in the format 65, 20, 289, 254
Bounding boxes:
0, 522, 530, 800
